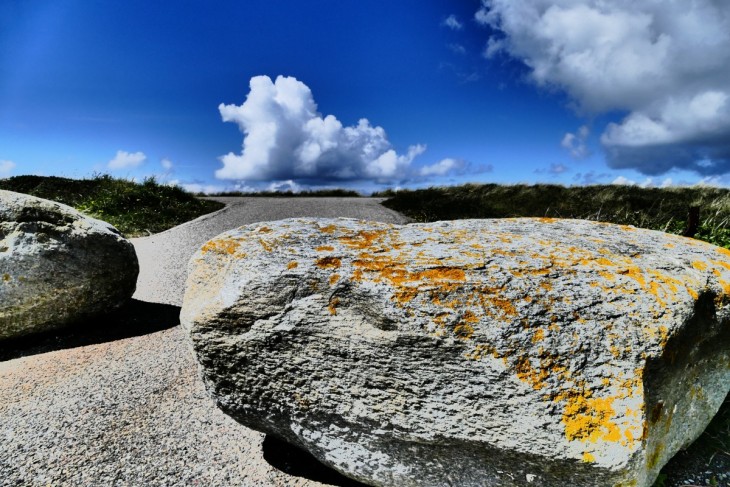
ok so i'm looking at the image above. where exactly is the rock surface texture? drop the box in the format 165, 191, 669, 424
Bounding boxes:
0, 190, 138, 339
181, 217, 730, 487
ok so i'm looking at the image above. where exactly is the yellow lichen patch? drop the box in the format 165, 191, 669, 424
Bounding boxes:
558, 390, 621, 443
393, 286, 419, 304
515, 357, 550, 391
329, 273, 340, 286
692, 261, 708, 271
465, 343, 498, 360
417, 267, 466, 283
316, 245, 335, 252
258, 239, 273, 252
598, 270, 616, 281
453, 322, 474, 340
582, 452, 595, 463
537, 217, 558, 223
716, 247, 730, 259
287, 261, 299, 269
532, 328, 545, 343
595, 257, 615, 267
2, 273, 10, 282
316, 256, 341, 269
201, 238, 243, 256
257, 226, 272, 233
319, 224, 338, 234
687, 287, 699, 300
338, 229, 388, 250
328, 296, 340, 315
618, 266, 646, 287
477, 288, 518, 318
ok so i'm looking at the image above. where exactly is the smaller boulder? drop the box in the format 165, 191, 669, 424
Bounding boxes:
0, 190, 139, 340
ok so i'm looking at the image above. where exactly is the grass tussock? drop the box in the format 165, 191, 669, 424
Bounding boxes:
377, 183, 730, 249
0, 174, 224, 237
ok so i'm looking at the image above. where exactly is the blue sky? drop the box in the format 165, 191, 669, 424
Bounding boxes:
2, 1, 730, 193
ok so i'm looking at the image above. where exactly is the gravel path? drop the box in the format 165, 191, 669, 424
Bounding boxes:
1, 198, 406, 487
1, 197, 727, 486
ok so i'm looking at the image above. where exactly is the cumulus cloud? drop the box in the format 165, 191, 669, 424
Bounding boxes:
612, 176, 674, 188
443, 15, 463, 30
217, 75, 432, 183
0, 160, 16, 177
477, 0, 730, 175
561, 125, 590, 159
108, 150, 146, 170
419, 158, 467, 177
161, 158, 174, 171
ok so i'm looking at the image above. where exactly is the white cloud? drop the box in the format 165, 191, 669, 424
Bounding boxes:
0, 160, 16, 177
477, 0, 730, 175
161, 158, 173, 171
561, 125, 590, 159
612, 176, 675, 188
181, 182, 230, 194
443, 15, 463, 30
217, 75, 427, 183
108, 150, 146, 170
611, 176, 636, 186
268, 180, 302, 193
419, 158, 466, 177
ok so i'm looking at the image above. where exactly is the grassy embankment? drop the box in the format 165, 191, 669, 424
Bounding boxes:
377, 183, 730, 249
0, 175, 224, 237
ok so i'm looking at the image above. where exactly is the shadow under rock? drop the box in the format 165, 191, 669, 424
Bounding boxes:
0, 299, 180, 362
263, 435, 370, 487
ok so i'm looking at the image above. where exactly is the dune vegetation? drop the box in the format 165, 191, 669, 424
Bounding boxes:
377, 183, 730, 249
0, 175, 224, 237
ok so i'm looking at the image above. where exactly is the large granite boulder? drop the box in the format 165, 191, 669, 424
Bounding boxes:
0, 190, 138, 340
181, 217, 730, 487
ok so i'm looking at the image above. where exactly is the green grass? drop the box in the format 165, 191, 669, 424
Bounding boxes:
377, 183, 730, 248
0, 174, 224, 237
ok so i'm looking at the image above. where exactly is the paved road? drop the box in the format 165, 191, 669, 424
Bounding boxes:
133, 197, 410, 306
1, 198, 408, 487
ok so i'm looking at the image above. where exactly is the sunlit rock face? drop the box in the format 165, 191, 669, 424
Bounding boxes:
0, 190, 138, 340
182, 217, 730, 487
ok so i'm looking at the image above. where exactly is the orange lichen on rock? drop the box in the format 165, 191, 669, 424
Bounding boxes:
338, 229, 388, 250
258, 238, 273, 252
318, 224, 338, 234
201, 238, 243, 257
328, 296, 340, 315
316, 256, 341, 269
558, 389, 621, 443
453, 322, 474, 340
287, 261, 299, 269
316, 245, 335, 252
329, 274, 340, 286
515, 357, 551, 391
